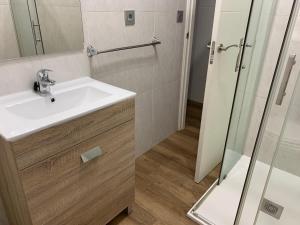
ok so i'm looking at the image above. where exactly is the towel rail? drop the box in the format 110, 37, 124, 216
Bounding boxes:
87, 38, 161, 57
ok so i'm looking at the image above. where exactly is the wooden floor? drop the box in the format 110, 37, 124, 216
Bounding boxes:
185, 100, 202, 129
108, 101, 220, 225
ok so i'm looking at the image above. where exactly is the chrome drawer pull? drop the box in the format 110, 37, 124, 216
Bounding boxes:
81, 147, 103, 163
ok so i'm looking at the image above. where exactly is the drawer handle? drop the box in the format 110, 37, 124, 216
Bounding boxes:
81, 147, 103, 163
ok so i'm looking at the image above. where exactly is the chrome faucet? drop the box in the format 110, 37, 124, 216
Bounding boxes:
33, 69, 56, 102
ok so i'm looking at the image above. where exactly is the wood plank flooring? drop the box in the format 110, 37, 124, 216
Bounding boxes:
108, 102, 220, 225
185, 100, 202, 129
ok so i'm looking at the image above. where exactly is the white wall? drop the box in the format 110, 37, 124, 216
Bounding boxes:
0, 0, 20, 60
0, 52, 90, 96
188, 0, 215, 103
85, 0, 187, 156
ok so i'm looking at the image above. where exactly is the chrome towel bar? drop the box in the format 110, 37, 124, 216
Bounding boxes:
87, 37, 161, 57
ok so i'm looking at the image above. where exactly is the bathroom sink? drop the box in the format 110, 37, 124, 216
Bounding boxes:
0, 77, 135, 141
6, 86, 110, 120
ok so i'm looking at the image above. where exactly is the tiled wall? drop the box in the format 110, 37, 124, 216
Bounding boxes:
0, 0, 20, 60
0, 52, 90, 96
83, 0, 187, 156
188, 0, 215, 103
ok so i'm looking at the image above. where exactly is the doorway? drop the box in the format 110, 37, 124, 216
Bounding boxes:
184, 0, 216, 130
180, 0, 257, 183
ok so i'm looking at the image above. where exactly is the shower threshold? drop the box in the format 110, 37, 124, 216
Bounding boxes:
187, 155, 300, 225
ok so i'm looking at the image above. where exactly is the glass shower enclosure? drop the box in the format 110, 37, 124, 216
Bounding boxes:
236, 0, 300, 223
188, 0, 299, 224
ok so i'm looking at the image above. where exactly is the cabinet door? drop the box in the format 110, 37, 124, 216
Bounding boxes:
20, 121, 135, 225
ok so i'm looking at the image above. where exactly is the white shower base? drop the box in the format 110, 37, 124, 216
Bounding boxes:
187, 155, 300, 225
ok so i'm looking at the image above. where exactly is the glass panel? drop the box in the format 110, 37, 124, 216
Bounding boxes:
10, 0, 37, 57
235, 1, 298, 224
219, 0, 280, 183
189, 0, 286, 225
255, 24, 300, 225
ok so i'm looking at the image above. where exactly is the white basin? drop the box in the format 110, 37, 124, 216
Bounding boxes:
0, 77, 135, 141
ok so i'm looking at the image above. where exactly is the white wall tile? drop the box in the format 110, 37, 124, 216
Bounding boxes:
89, 0, 186, 156
124, 0, 155, 11
152, 80, 180, 145
0, 52, 89, 96
135, 90, 153, 157
155, 0, 178, 12
177, 0, 187, 10
86, 0, 127, 12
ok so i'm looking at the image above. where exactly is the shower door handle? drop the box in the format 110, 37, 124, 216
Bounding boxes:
235, 38, 245, 72
276, 54, 297, 105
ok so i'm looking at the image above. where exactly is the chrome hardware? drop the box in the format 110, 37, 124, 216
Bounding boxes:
207, 41, 212, 49
218, 43, 239, 52
235, 38, 245, 72
87, 45, 98, 57
276, 54, 296, 105
81, 146, 104, 163
87, 37, 161, 57
33, 69, 56, 100
244, 43, 253, 48
209, 41, 216, 64
218, 42, 253, 53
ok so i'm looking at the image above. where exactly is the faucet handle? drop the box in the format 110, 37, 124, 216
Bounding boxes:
37, 69, 53, 78
36, 69, 55, 86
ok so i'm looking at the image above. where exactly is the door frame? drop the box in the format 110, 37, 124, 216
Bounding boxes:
179, 0, 224, 183
178, 0, 197, 130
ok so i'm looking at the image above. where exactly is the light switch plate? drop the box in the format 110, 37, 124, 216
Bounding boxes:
125, 10, 135, 26
177, 10, 184, 23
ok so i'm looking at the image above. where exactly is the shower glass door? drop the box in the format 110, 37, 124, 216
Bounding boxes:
219, 0, 281, 183
234, 1, 300, 224
255, 70, 300, 224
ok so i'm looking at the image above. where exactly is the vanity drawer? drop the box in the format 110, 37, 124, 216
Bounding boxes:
19, 121, 135, 225
12, 99, 135, 170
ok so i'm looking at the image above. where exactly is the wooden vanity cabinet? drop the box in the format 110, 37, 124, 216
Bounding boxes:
0, 99, 135, 225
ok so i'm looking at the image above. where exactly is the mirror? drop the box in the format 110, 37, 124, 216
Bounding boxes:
0, 0, 84, 61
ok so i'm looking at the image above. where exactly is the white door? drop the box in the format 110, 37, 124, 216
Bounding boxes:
195, 0, 253, 182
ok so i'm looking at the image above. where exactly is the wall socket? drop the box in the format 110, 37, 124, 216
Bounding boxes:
177, 10, 184, 23
125, 10, 135, 26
